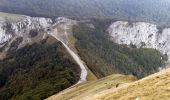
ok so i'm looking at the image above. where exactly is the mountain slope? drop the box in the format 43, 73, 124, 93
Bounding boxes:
46, 74, 137, 100
0, 13, 99, 100
108, 21, 170, 62
72, 19, 167, 78
88, 67, 170, 100
0, 36, 81, 100
0, 12, 25, 22
0, 12, 168, 100
0, 13, 82, 100
47, 67, 170, 100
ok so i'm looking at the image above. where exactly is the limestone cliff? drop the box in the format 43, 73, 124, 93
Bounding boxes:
108, 21, 170, 62
0, 15, 77, 59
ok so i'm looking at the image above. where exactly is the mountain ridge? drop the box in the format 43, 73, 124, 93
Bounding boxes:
1, 0, 170, 25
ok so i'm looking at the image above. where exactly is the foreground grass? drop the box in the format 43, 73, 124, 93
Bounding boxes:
46, 74, 136, 100
89, 68, 170, 100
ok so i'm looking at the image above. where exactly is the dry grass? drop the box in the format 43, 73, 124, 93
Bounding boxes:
86, 66, 98, 81
47, 68, 170, 100
46, 74, 136, 100
90, 68, 170, 100
0, 12, 25, 22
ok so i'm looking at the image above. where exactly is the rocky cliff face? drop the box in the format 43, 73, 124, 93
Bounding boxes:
108, 21, 170, 61
0, 15, 77, 59
0, 16, 53, 59
0, 16, 52, 44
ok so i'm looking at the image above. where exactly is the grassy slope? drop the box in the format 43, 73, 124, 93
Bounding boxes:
47, 67, 170, 100
88, 67, 170, 100
46, 74, 137, 100
0, 12, 25, 22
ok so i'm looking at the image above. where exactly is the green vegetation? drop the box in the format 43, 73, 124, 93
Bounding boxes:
73, 19, 167, 78
0, 42, 80, 100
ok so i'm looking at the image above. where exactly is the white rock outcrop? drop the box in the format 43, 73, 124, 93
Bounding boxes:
11, 16, 52, 37
0, 16, 53, 47
0, 27, 12, 45
0, 15, 79, 56
108, 21, 170, 61
0, 15, 55, 60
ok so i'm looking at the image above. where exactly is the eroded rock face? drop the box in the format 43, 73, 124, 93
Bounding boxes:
0, 16, 53, 58
108, 21, 170, 61
0, 16, 52, 43
0, 15, 77, 59
0, 30, 12, 45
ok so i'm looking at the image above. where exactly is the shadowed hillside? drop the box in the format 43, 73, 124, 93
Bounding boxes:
0, 37, 80, 100
72, 19, 167, 78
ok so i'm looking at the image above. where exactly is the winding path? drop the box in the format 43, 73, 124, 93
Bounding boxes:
60, 41, 87, 83
48, 31, 88, 84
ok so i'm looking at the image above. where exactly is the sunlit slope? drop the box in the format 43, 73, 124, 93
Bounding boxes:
0, 12, 25, 22
88, 68, 170, 100
46, 74, 136, 100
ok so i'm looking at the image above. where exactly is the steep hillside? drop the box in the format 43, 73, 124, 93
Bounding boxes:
88, 67, 170, 100
108, 21, 170, 62
0, 39, 80, 100
46, 67, 170, 100
0, 13, 82, 100
0, 12, 97, 81
0, 13, 53, 59
46, 74, 137, 100
73, 19, 167, 78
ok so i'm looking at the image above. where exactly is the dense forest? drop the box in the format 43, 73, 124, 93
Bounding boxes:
1, 0, 170, 25
0, 42, 80, 100
73, 19, 167, 78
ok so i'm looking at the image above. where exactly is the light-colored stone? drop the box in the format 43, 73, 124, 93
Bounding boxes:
108, 21, 170, 62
